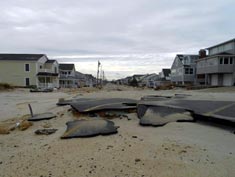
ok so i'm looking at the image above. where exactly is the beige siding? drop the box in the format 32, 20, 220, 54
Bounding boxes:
0, 60, 37, 86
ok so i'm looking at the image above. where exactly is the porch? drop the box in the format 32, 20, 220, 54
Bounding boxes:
60, 79, 77, 88
37, 76, 59, 88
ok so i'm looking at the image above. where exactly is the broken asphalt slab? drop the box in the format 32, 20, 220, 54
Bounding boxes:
56, 98, 95, 106
69, 98, 137, 113
28, 113, 56, 121
61, 118, 119, 138
138, 105, 194, 126
139, 95, 235, 124
27, 104, 56, 121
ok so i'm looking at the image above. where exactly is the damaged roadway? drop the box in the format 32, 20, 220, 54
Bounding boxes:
1, 85, 235, 177
138, 94, 235, 125
58, 94, 235, 137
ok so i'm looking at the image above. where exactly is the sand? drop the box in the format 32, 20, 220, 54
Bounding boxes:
0, 85, 235, 177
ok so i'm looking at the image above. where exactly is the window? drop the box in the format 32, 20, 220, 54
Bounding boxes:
219, 58, 223, 64
189, 68, 193, 74
25, 64, 30, 71
224, 57, 229, 64
54, 67, 57, 73
230, 57, 233, 64
185, 68, 193, 74
40, 65, 42, 69
68, 71, 71, 75
25, 78, 30, 86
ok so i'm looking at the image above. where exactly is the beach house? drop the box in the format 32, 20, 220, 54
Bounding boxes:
171, 54, 199, 85
0, 54, 59, 88
59, 63, 78, 88
196, 39, 235, 86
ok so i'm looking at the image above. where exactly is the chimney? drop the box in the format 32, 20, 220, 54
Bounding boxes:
199, 49, 207, 59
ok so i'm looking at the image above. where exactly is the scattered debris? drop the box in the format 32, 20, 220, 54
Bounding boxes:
61, 118, 119, 138
27, 104, 56, 121
35, 129, 58, 135
18, 120, 33, 131
0, 125, 11, 134
42, 122, 52, 128
98, 110, 130, 119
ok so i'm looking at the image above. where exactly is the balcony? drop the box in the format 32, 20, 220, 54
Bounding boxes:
38, 68, 54, 73
197, 56, 234, 74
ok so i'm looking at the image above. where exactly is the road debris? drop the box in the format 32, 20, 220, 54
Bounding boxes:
138, 105, 193, 126
61, 118, 119, 138
138, 95, 235, 126
27, 104, 56, 121
18, 120, 33, 131
69, 98, 137, 113
35, 129, 58, 135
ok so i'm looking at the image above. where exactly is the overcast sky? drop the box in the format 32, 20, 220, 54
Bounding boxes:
1, 0, 234, 79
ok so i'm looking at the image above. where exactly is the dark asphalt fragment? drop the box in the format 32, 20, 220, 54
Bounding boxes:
138, 105, 194, 126
61, 118, 119, 138
35, 129, 58, 135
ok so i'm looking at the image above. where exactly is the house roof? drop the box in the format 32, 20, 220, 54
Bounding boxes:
177, 54, 198, 58
0, 54, 45, 61
46, 60, 57, 64
162, 69, 171, 77
59, 64, 75, 70
206, 38, 235, 49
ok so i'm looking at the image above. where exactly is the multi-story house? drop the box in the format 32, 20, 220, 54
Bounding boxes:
171, 54, 199, 85
0, 54, 59, 88
196, 39, 235, 86
59, 63, 78, 88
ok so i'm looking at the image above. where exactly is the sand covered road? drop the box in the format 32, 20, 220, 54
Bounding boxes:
0, 85, 235, 177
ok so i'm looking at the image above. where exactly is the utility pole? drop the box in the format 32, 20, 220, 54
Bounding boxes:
96, 60, 100, 88
100, 65, 103, 87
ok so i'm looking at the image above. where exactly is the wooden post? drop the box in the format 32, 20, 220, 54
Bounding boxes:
28, 104, 34, 117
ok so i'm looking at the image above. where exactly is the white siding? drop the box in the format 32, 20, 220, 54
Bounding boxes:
211, 74, 218, 86
223, 74, 233, 86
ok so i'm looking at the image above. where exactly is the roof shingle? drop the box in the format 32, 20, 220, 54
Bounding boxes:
0, 54, 45, 61
59, 64, 75, 70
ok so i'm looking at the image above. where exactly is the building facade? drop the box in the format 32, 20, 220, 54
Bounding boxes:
59, 63, 78, 88
171, 54, 199, 85
0, 54, 59, 88
196, 39, 235, 86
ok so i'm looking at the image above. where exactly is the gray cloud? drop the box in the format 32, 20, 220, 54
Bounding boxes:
1, 0, 235, 79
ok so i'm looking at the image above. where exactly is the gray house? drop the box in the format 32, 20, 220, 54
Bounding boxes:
171, 54, 199, 85
196, 38, 235, 86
